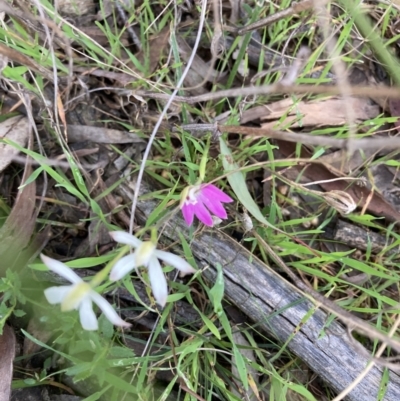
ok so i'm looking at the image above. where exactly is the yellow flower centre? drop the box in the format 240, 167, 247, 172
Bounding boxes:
61, 282, 91, 312
135, 241, 156, 267
180, 185, 200, 207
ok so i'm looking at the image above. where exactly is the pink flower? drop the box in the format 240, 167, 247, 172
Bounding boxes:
180, 184, 233, 227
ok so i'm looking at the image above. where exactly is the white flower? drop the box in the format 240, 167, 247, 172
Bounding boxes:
41, 254, 131, 331
109, 232, 196, 307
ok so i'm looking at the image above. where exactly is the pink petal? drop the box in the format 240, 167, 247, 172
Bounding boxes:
198, 193, 228, 219
201, 184, 233, 203
182, 203, 195, 226
193, 200, 214, 226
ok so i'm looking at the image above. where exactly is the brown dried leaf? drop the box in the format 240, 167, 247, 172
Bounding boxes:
135, 27, 170, 76
241, 96, 379, 127
0, 161, 37, 275
276, 140, 400, 223
0, 115, 29, 173
317, 148, 376, 174
57, 0, 95, 15
77, 26, 130, 47
0, 325, 15, 401
66, 125, 146, 144
176, 36, 223, 95
73, 66, 134, 85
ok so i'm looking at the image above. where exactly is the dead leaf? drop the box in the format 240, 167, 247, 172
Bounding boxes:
276, 140, 400, 223
317, 148, 377, 174
73, 66, 135, 85
134, 27, 170, 76
0, 154, 37, 275
176, 36, 223, 95
57, 0, 95, 15
240, 96, 379, 127
0, 325, 15, 401
57, 92, 67, 131
0, 115, 29, 173
77, 26, 130, 47
66, 125, 146, 144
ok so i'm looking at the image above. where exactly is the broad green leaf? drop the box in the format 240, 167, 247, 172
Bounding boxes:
287, 383, 317, 401
232, 346, 248, 391
104, 371, 139, 394
219, 138, 279, 231
82, 387, 110, 401
342, 257, 397, 280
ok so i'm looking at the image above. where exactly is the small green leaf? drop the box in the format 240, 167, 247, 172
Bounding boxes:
195, 307, 221, 339
378, 368, 389, 401
209, 263, 224, 315
287, 383, 317, 401
167, 292, 186, 302
178, 337, 204, 363
109, 346, 135, 358
13, 309, 26, 317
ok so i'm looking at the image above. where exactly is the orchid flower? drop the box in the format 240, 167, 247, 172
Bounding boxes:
41, 254, 130, 331
180, 183, 233, 227
109, 232, 196, 307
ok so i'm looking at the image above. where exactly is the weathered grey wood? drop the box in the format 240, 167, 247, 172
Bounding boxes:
332, 219, 400, 257
125, 184, 400, 401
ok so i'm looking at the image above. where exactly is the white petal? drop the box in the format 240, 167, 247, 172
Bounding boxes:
44, 285, 72, 304
109, 232, 142, 248
90, 291, 131, 328
40, 254, 82, 284
79, 298, 98, 331
109, 254, 136, 281
154, 250, 196, 276
148, 257, 168, 307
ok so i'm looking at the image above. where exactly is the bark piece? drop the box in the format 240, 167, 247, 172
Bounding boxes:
0, 325, 15, 401
0, 162, 37, 275
331, 219, 399, 257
